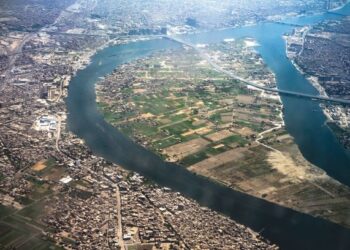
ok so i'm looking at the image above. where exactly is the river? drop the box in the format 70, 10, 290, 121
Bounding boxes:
66, 4, 350, 250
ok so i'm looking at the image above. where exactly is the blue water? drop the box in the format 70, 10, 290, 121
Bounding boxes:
180, 7, 350, 186
66, 4, 350, 249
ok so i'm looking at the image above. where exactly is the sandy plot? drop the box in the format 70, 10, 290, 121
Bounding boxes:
181, 127, 211, 137
236, 95, 256, 104
175, 109, 190, 115
166, 95, 183, 100
267, 151, 313, 182
234, 112, 250, 120
0, 194, 23, 209
9, 39, 22, 51
231, 127, 255, 137
189, 148, 247, 173
139, 113, 155, 119
181, 130, 196, 137
195, 101, 205, 107
133, 88, 146, 94
237, 178, 278, 194
253, 117, 271, 124
276, 134, 293, 141
219, 99, 234, 105
192, 119, 206, 127
213, 144, 225, 149
205, 129, 233, 142
195, 127, 212, 135
159, 118, 172, 124
32, 160, 47, 171
220, 113, 233, 123
163, 138, 210, 161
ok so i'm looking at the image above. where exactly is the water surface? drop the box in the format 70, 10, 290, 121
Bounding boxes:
66, 5, 350, 250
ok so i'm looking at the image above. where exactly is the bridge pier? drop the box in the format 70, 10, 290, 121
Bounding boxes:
164, 36, 350, 106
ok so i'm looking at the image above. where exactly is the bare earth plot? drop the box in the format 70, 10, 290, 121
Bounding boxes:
96, 40, 350, 228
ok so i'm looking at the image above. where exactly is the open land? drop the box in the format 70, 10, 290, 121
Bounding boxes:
2, 0, 334, 248
97, 39, 350, 229
1, 0, 350, 248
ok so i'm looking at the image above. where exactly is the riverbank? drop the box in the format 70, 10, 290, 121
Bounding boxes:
2, 0, 350, 249
65, 2, 350, 249
66, 35, 350, 249
0, 18, 279, 250
284, 22, 350, 150
96, 38, 350, 230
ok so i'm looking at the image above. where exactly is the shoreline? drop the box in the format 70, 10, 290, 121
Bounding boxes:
64, 0, 350, 94
63, 2, 350, 248
93, 38, 350, 230
284, 36, 345, 127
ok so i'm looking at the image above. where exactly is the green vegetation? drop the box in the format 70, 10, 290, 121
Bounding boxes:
36, 158, 57, 177
0, 199, 57, 249
16, 237, 61, 250
153, 136, 179, 149
180, 151, 208, 166
204, 145, 230, 156
0, 226, 23, 247
18, 200, 47, 221
0, 205, 14, 220
0, 214, 58, 250
15, 196, 34, 206
24, 177, 52, 201
221, 135, 247, 146
97, 44, 282, 170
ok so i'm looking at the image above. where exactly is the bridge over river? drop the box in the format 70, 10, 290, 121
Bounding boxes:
165, 36, 350, 106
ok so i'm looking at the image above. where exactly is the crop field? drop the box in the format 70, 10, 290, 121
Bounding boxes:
0, 161, 68, 249
0, 214, 59, 250
97, 41, 282, 165
94, 39, 350, 228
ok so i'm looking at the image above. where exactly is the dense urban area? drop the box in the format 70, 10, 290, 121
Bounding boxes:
0, 0, 350, 249
286, 16, 350, 149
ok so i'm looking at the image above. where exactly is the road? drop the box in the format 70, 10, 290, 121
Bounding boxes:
1, 33, 36, 86
298, 27, 310, 57
116, 186, 125, 250
255, 124, 284, 154
55, 116, 62, 152
165, 36, 350, 106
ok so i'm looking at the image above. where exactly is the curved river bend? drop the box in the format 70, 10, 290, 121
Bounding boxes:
67, 5, 350, 250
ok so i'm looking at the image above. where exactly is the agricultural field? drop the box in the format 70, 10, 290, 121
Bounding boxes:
96, 38, 350, 228
0, 158, 68, 249
97, 39, 282, 162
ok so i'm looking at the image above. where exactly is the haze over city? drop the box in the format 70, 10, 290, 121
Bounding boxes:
1, 0, 350, 249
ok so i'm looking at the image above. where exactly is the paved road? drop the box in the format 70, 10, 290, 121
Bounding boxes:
55, 116, 62, 152
165, 36, 350, 106
115, 186, 125, 250
44, 31, 109, 38
0, 33, 36, 92
255, 124, 284, 154
298, 27, 310, 56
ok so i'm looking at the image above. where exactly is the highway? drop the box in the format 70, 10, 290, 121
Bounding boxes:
269, 21, 304, 27
0, 33, 36, 92
165, 36, 350, 106
44, 31, 109, 38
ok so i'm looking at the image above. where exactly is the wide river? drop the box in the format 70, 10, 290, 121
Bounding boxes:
67, 4, 350, 250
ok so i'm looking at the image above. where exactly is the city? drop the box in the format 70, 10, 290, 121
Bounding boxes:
1, 0, 350, 249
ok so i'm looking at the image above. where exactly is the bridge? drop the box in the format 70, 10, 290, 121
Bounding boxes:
164, 36, 350, 106
43, 31, 110, 38
269, 21, 304, 28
